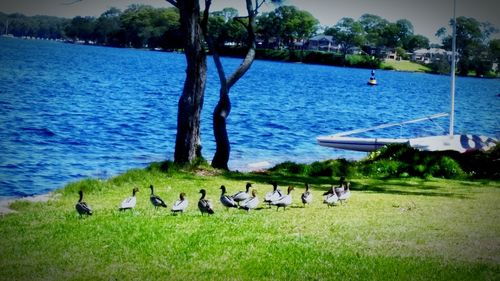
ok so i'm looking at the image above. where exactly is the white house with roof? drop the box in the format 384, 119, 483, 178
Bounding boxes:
306, 35, 340, 52
412, 48, 453, 64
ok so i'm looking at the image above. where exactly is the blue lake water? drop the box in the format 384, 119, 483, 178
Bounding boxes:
0, 37, 499, 197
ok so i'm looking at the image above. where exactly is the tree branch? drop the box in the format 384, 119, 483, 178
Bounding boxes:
255, 0, 266, 12
205, 0, 260, 92
201, 0, 211, 30
165, 0, 178, 8
233, 0, 266, 27
211, 45, 228, 91
60, 0, 82, 5
200, 0, 227, 90
227, 0, 257, 88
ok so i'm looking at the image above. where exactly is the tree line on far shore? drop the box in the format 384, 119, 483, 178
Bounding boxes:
1, 4, 499, 76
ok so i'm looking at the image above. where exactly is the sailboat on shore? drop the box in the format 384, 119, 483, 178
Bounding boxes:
317, 0, 497, 153
2, 19, 14, 38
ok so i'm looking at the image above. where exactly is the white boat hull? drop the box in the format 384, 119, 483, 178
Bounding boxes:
317, 136, 408, 152
317, 135, 497, 153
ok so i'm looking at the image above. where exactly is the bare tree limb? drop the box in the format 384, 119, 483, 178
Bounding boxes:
205, 0, 259, 90
165, 0, 179, 8
231, 0, 267, 29
255, 0, 266, 12
201, 0, 211, 32
200, 1, 227, 89
210, 44, 228, 90
60, 0, 82, 5
226, 0, 257, 88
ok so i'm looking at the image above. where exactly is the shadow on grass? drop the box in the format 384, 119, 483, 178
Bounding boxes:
223, 171, 471, 199
455, 179, 500, 188
223, 171, 336, 189
351, 182, 470, 199
149, 161, 478, 200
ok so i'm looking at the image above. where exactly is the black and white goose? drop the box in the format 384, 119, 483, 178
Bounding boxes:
220, 185, 238, 209
149, 184, 167, 209
270, 186, 294, 210
264, 182, 282, 207
338, 182, 351, 204
171, 192, 188, 213
198, 189, 214, 215
301, 183, 313, 207
239, 189, 259, 211
119, 187, 138, 211
323, 185, 339, 207
75, 190, 92, 216
232, 182, 252, 204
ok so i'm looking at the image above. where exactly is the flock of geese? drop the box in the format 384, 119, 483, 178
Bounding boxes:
75, 180, 351, 216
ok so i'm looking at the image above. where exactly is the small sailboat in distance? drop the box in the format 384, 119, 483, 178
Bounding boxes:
2, 19, 14, 38
318, 1, 497, 153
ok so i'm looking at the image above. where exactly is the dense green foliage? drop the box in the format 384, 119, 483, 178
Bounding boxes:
490, 39, 500, 66
368, 144, 500, 179
0, 12, 69, 39
269, 144, 500, 180
437, 16, 499, 77
324, 17, 365, 55
256, 5, 319, 49
0, 6, 182, 49
325, 14, 430, 54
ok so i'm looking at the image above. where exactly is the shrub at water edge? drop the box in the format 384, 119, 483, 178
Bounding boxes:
268, 143, 499, 180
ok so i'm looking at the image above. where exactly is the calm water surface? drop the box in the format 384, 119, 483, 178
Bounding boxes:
1, 37, 499, 196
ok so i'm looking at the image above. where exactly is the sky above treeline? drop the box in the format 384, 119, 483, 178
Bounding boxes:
1, 0, 499, 43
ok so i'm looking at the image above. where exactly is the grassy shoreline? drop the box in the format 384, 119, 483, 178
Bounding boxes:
381, 59, 432, 72
1, 160, 499, 280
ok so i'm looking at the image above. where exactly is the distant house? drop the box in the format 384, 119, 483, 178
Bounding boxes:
363, 46, 380, 56
383, 48, 398, 60
347, 46, 362, 55
291, 40, 305, 50
256, 37, 279, 49
363, 46, 396, 59
306, 35, 339, 52
412, 48, 453, 64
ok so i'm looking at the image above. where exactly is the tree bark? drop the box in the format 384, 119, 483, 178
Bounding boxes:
211, 89, 231, 169
170, 0, 207, 164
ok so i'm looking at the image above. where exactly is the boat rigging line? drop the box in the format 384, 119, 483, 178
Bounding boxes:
332, 112, 449, 137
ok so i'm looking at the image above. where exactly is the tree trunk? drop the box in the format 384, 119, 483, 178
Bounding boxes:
173, 0, 207, 164
211, 89, 231, 169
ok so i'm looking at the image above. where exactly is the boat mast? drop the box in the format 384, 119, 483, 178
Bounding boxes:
449, 0, 456, 137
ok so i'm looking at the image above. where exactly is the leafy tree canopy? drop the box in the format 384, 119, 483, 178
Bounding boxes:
437, 16, 499, 76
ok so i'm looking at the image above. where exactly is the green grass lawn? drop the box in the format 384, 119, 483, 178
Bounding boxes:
1, 164, 499, 280
382, 60, 431, 72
